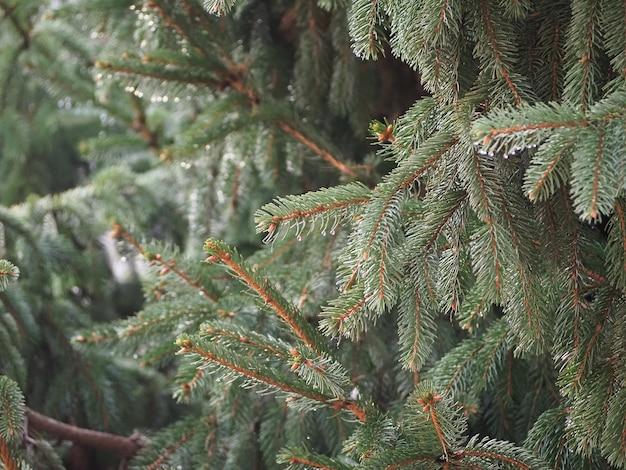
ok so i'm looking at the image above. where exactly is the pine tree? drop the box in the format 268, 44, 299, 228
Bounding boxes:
1, 0, 626, 469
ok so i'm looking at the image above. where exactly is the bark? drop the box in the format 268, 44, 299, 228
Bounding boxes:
25, 407, 145, 459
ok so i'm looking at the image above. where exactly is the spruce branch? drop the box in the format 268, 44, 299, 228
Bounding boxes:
130, 93, 159, 151
564, 0, 602, 112
279, 446, 354, 469
147, 0, 259, 104
566, 231, 585, 350
473, 102, 587, 148
0, 436, 19, 470
462, 448, 533, 469
280, 451, 350, 470
524, 136, 574, 202
348, 0, 387, 59
0, 294, 25, 339
202, 322, 292, 360
499, 195, 546, 351
112, 224, 219, 302
255, 182, 371, 243
588, 127, 603, 219
345, 135, 456, 313
0, 259, 19, 292
463, 436, 549, 469
416, 391, 448, 459
25, 407, 144, 458
477, 0, 522, 106
147, 0, 203, 55
466, 150, 501, 294
0, 0, 31, 48
319, 285, 374, 341
0, 376, 24, 461
176, 337, 367, 421
141, 428, 195, 470
129, 414, 219, 469
277, 122, 358, 178
204, 238, 330, 355
397, 272, 437, 372
572, 289, 616, 390
481, 118, 587, 144
607, 198, 626, 287
95, 60, 228, 90
569, 122, 622, 221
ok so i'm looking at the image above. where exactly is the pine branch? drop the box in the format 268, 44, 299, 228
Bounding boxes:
25, 407, 144, 458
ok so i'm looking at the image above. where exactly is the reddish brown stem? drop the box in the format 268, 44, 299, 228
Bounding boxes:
26, 408, 144, 458
278, 122, 357, 178
113, 224, 218, 302
0, 436, 19, 470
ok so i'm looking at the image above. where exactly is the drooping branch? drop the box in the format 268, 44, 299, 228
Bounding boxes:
25, 408, 145, 458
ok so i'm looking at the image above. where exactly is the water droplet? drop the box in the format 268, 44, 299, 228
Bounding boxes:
330, 230, 335, 236
321, 231, 326, 236
297, 235, 302, 242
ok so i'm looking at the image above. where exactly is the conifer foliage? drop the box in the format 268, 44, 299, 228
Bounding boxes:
1, 0, 626, 469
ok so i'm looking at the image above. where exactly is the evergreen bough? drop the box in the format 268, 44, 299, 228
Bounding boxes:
0, 0, 625, 469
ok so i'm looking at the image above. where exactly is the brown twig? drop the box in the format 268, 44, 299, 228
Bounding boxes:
278, 122, 358, 178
